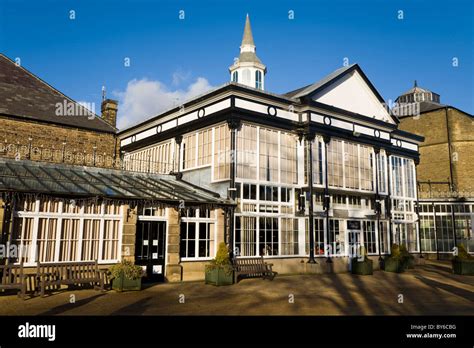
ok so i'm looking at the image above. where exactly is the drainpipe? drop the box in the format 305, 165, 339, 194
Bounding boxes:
444, 107, 455, 192
306, 132, 316, 264
415, 161, 423, 258
323, 135, 332, 263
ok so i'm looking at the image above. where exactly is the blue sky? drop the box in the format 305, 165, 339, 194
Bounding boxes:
1, 0, 472, 129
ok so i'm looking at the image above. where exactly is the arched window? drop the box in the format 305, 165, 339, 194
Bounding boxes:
255, 70, 262, 89
232, 71, 238, 83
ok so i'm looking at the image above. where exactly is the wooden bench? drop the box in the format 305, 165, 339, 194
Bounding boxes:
36, 260, 105, 297
233, 257, 276, 283
0, 260, 26, 299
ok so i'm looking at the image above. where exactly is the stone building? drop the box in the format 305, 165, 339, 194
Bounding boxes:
0, 53, 231, 283
0, 53, 119, 166
118, 15, 425, 280
396, 82, 474, 257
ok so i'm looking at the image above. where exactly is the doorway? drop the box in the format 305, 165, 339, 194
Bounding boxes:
135, 221, 166, 282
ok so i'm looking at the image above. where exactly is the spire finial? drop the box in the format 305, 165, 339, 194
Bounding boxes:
241, 14, 255, 46
414, 80, 418, 88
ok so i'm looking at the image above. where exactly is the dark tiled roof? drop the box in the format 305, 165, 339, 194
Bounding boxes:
0, 54, 116, 133
0, 158, 232, 205
284, 64, 357, 99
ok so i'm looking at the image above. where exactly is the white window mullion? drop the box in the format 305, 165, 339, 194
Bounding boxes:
98, 203, 105, 262
54, 201, 64, 262
30, 199, 40, 264
77, 205, 85, 261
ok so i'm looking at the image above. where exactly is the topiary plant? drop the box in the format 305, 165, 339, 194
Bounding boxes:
390, 244, 401, 259
205, 242, 233, 275
455, 244, 473, 260
109, 260, 144, 280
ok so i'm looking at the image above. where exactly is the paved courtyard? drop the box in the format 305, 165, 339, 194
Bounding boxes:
0, 261, 472, 315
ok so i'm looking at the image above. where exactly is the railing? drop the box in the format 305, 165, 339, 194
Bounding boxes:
417, 181, 473, 200
0, 142, 175, 175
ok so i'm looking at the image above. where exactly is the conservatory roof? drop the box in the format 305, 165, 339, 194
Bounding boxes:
0, 158, 231, 206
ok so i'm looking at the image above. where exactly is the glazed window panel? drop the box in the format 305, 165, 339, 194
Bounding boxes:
259, 128, 279, 182
102, 220, 120, 261
259, 217, 278, 256
313, 140, 323, 185
37, 218, 58, 262
362, 220, 377, 254
344, 142, 359, 189
82, 219, 101, 261
379, 221, 389, 254
329, 219, 344, 256
420, 215, 436, 252
182, 133, 197, 169
281, 218, 298, 256
360, 145, 374, 191
236, 124, 257, 180
197, 128, 212, 166
235, 216, 257, 256
59, 219, 80, 261
280, 132, 298, 184
327, 139, 344, 188
213, 124, 231, 180
11, 217, 34, 263
377, 152, 387, 193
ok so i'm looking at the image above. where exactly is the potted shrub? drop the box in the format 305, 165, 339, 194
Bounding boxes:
399, 244, 415, 269
110, 260, 144, 292
452, 244, 474, 275
384, 244, 405, 273
351, 246, 373, 275
205, 242, 234, 286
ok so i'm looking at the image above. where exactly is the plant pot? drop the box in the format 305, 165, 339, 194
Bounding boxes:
402, 256, 415, 269
205, 267, 234, 286
452, 259, 474, 275
351, 258, 373, 275
384, 257, 405, 273
112, 275, 142, 292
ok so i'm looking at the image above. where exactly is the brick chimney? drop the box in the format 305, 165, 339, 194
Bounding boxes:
101, 99, 118, 127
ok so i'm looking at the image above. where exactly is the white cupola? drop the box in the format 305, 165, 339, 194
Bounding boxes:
229, 14, 267, 90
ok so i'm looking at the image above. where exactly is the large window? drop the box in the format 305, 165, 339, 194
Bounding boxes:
327, 140, 344, 188
235, 216, 257, 256
420, 215, 436, 252
125, 140, 176, 174
259, 217, 279, 256
329, 219, 344, 255
344, 142, 359, 189
180, 209, 215, 259
281, 218, 298, 255
259, 128, 279, 182
377, 152, 387, 193
13, 198, 122, 265
236, 124, 257, 179
280, 132, 297, 184
182, 133, 196, 169
214, 124, 231, 180
306, 218, 325, 256
362, 220, 376, 254
359, 145, 373, 191
197, 128, 212, 166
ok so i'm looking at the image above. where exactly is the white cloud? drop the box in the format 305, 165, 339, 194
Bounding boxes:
114, 77, 215, 130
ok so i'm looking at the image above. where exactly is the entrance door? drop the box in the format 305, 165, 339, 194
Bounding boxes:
135, 221, 166, 282
347, 220, 362, 257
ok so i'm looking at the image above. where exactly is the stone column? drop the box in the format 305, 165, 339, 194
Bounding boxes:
121, 203, 137, 263
165, 207, 182, 282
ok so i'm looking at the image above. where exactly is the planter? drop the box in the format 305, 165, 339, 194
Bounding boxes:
402, 256, 415, 269
452, 259, 474, 275
112, 275, 142, 292
384, 257, 405, 273
205, 267, 234, 286
351, 258, 373, 275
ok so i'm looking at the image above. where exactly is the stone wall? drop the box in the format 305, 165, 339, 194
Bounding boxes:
398, 107, 474, 198
0, 116, 118, 166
